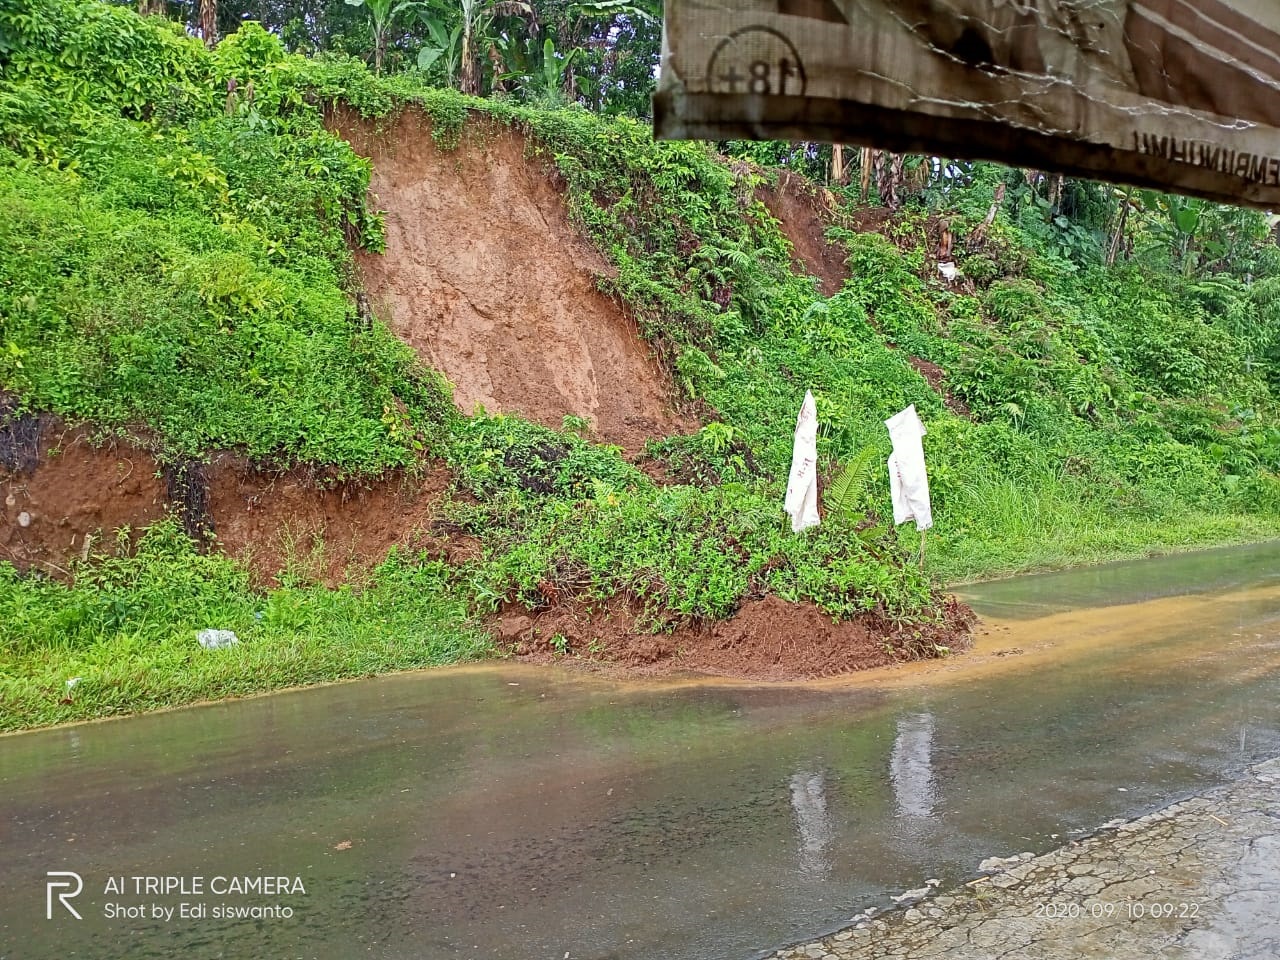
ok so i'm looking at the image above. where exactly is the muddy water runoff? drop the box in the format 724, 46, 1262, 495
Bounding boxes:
4, 543, 1280, 960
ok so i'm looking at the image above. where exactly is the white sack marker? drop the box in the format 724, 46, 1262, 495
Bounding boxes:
784, 390, 821, 533
885, 404, 933, 533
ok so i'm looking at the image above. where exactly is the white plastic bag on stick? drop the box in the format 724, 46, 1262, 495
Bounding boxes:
885, 404, 933, 532
784, 390, 821, 533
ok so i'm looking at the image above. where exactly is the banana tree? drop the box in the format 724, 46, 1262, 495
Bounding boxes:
199, 0, 217, 47
498, 37, 582, 103
451, 0, 534, 94
344, 0, 420, 73
416, 14, 462, 81
560, 0, 656, 99
1139, 190, 1204, 274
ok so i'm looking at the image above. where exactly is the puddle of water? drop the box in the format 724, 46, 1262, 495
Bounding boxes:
3, 544, 1280, 960
956, 539, 1280, 619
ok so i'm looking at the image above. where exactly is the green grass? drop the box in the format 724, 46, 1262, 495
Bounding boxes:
0, 524, 491, 731
920, 472, 1280, 582
460, 474, 933, 624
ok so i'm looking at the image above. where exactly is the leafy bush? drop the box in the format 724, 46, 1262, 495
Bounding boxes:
465, 480, 932, 623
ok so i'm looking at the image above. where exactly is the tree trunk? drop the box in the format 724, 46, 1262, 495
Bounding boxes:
912, 157, 931, 195
969, 182, 1006, 246
877, 152, 903, 210
459, 24, 480, 94
859, 147, 873, 201
561, 48, 578, 102
1106, 191, 1130, 266
137, 0, 164, 15
488, 44, 507, 93
984, 183, 1006, 226
199, 0, 218, 48
374, 25, 386, 74
890, 153, 904, 209
830, 144, 845, 185
1048, 173, 1064, 211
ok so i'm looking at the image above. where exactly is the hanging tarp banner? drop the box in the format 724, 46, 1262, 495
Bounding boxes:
784, 389, 821, 533
654, 0, 1280, 209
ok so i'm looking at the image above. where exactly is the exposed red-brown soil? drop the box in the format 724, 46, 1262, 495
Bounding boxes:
0, 415, 462, 586
331, 107, 691, 456
757, 175, 959, 301
204, 456, 462, 586
758, 171, 850, 297
1, 128, 985, 682
0, 418, 167, 577
850, 204, 897, 236
908, 355, 971, 417
494, 594, 976, 681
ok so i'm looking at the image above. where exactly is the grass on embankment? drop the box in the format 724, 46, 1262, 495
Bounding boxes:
933, 513, 1280, 585
6, 507, 1276, 732
921, 475, 1280, 583
0, 523, 492, 732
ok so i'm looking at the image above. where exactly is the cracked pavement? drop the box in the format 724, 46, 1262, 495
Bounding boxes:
769, 758, 1280, 960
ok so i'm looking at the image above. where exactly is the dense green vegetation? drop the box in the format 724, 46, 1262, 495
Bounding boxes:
119, 0, 661, 115
4, 0, 1280, 728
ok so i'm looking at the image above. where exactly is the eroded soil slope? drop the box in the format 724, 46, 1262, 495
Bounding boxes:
205, 457, 460, 585
334, 108, 688, 454
758, 171, 851, 297
1, 416, 167, 576
0, 414, 456, 586
2, 415, 973, 680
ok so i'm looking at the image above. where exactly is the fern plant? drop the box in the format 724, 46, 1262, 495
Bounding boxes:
823, 445, 878, 524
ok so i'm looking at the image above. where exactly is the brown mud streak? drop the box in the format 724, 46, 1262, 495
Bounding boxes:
331, 106, 693, 457
757, 170, 851, 297
908, 355, 971, 417
494, 595, 975, 682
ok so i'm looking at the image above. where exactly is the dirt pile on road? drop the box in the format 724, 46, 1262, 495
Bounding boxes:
333, 107, 690, 455
495, 595, 975, 681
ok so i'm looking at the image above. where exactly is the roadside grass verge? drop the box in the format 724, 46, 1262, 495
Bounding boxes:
0, 523, 491, 732
923, 472, 1280, 582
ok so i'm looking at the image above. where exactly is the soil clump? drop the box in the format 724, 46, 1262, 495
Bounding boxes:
496, 594, 976, 681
